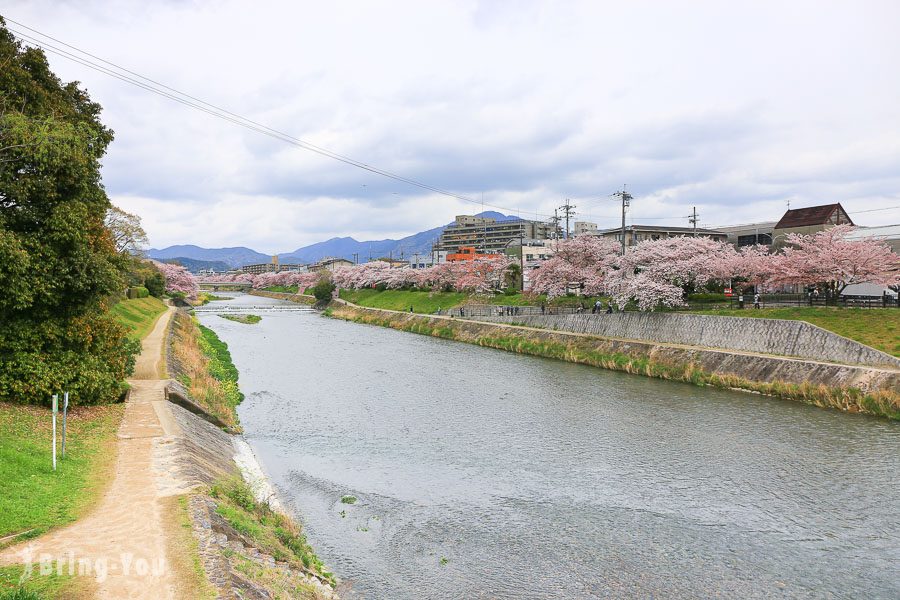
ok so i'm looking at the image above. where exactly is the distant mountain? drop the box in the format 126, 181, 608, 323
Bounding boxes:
159, 257, 230, 273
278, 211, 517, 264
147, 245, 270, 268
151, 211, 526, 268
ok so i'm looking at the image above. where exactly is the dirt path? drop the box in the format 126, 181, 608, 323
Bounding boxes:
0, 306, 193, 598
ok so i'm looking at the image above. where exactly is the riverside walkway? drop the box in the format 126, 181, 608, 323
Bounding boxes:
0, 306, 193, 598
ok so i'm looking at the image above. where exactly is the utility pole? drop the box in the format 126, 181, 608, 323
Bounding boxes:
613, 185, 632, 254
559, 199, 576, 239
689, 206, 699, 236
549, 209, 562, 240
352, 252, 359, 265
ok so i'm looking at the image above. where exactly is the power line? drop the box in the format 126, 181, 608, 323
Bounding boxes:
3, 17, 556, 219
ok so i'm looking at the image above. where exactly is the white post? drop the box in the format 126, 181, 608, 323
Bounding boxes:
51, 394, 58, 471
62, 392, 68, 458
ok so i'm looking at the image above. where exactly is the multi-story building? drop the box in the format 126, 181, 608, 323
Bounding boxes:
504, 238, 557, 291
239, 256, 304, 275
435, 215, 556, 254
594, 225, 728, 247
573, 221, 598, 236
309, 257, 354, 272
446, 246, 504, 262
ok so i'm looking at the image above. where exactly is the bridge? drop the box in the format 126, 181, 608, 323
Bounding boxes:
197, 280, 252, 291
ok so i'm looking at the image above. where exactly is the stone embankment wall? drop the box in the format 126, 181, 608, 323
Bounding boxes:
329, 302, 900, 419
248, 289, 316, 304
469, 312, 900, 368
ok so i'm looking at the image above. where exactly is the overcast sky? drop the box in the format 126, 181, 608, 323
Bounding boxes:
4, 0, 900, 252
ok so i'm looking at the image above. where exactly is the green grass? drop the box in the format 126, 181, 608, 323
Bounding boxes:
688, 307, 900, 357
196, 323, 244, 408
261, 285, 299, 294
339, 288, 468, 313
110, 296, 167, 341
209, 479, 334, 587
0, 564, 91, 599
219, 314, 261, 325
0, 402, 124, 547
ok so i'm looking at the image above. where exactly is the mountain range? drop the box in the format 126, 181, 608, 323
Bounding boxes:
148, 211, 519, 270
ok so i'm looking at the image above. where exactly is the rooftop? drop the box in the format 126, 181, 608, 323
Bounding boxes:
774, 203, 853, 229
596, 225, 726, 235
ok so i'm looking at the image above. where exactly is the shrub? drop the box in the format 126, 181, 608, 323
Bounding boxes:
144, 272, 165, 297
311, 277, 336, 302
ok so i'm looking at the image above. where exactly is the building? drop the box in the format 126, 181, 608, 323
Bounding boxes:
573, 221, 598, 236
594, 225, 728, 247
846, 224, 900, 253
408, 250, 448, 269
446, 246, 504, 262
239, 256, 303, 275
772, 203, 853, 249
309, 257, 354, 272
435, 215, 556, 254
504, 239, 557, 291
713, 222, 778, 248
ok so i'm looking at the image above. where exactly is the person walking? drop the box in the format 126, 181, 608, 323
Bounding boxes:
540, 302, 546, 315
754, 292, 761, 309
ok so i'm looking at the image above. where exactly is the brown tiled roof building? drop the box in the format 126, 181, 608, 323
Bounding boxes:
773, 203, 853, 248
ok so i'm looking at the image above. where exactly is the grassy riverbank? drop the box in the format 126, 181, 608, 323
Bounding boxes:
688, 307, 900, 357
328, 303, 900, 420
0, 402, 125, 549
220, 314, 261, 324
110, 296, 168, 341
169, 313, 243, 430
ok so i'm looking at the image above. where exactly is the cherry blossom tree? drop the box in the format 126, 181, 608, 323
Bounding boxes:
768, 225, 900, 297
606, 237, 737, 310
529, 236, 620, 298
152, 260, 199, 299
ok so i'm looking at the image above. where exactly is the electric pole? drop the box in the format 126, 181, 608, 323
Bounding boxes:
613, 186, 632, 254
549, 209, 562, 240
688, 206, 699, 236
559, 199, 576, 239
352, 252, 359, 265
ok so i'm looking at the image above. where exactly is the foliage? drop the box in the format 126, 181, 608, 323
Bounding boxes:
144, 270, 166, 297
169, 313, 242, 430
151, 260, 199, 299
104, 204, 148, 255
209, 478, 334, 586
126, 286, 149, 299
311, 276, 336, 302
769, 225, 900, 297
530, 236, 620, 298
0, 23, 137, 406
220, 314, 261, 324
0, 402, 124, 544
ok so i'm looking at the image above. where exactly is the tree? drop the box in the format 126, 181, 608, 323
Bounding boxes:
768, 225, 900, 298
151, 260, 199, 299
0, 20, 138, 405
105, 205, 148, 255
606, 236, 736, 310
311, 275, 336, 302
529, 236, 620, 298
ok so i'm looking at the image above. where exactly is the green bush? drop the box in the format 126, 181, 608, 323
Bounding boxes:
126, 286, 149, 299
312, 277, 336, 302
144, 272, 165, 297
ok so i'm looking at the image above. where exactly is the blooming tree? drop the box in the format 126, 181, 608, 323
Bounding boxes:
152, 260, 199, 299
606, 237, 737, 310
529, 236, 620, 298
768, 225, 900, 296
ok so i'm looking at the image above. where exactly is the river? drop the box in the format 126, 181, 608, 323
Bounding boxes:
198, 294, 899, 599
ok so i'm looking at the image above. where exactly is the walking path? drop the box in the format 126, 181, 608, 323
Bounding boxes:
0, 306, 192, 599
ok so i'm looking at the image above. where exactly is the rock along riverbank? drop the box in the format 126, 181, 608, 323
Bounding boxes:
326, 300, 900, 420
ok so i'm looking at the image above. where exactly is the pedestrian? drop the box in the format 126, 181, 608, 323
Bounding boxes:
606, 302, 613, 314
594, 300, 601, 314
754, 293, 760, 309
540, 302, 546, 315
410, 305, 414, 312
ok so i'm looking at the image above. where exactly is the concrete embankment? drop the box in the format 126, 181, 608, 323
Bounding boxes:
327, 301, 900, 419
248, 289, 316, 304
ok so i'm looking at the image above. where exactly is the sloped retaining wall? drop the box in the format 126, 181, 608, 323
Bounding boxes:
328, 302, 900, 419
467, 312, 900, 368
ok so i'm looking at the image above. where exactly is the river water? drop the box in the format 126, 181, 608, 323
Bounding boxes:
198, 294, 899, 599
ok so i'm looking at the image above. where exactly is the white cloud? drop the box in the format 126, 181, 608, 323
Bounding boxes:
4, 0, 900, 251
